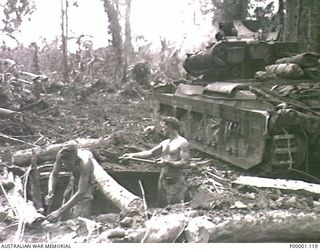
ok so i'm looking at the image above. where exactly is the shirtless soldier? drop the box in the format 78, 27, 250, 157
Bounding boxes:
121, 116, 190, 207
45, 145, 94, 222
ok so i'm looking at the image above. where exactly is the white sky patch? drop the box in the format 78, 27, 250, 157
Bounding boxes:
130, 0, 213, 52
5, 0, 278, 52
15, 0, 213, 53
17, 0, 109, 50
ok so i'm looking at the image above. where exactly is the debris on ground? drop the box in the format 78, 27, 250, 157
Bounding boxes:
1, 55, 320, 243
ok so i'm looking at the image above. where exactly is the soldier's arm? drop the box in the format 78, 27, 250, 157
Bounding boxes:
179, 140, 191, 166
123, 141, 164, 159
47, 156, 63, 197
57, 159, 92, 215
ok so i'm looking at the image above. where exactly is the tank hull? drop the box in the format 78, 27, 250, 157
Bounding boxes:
154, 82, 310, 172
156, 93, 269, 169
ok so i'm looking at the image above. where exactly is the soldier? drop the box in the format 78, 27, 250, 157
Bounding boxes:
215, 22, 227, 42
121, 116, 190, 207
45, 145, 94, 222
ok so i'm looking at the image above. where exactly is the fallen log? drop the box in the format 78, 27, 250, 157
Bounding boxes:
12, 135, 117, 166
211, 210, 320, 242
12, 135, 144, 211
26, 149, 143, 212
88, 150, 143, 211
232, 176, 320, 198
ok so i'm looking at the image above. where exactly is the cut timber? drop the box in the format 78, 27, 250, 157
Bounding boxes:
90, 152, 143, 211
233, 176, 320, 198
12, 135, 116, 166
80, 149, 143, 211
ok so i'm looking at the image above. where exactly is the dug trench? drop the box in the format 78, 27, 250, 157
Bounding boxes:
38, 167, 160, 215
3, 139, 320, 243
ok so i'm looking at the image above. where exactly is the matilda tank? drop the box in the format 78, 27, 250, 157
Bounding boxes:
153, 22, 320, 178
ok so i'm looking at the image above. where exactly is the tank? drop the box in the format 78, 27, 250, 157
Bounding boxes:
153, 23, 320, 178
183, 37, 298, 81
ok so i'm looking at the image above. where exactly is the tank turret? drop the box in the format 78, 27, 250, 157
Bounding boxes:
183, 20, 298, 81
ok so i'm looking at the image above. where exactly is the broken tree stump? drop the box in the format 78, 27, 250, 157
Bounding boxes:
12, 135, 117, 166
232, 176, 320, 198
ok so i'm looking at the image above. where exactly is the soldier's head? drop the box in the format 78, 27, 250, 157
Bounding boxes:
162, 116, 181, 135
58, 145, 78, 166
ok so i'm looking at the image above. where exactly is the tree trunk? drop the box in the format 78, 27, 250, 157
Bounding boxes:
61, 0, 69, 82
102, 0, 123, 80
11, 139, 143, 211
283, 0, 300, 42
278, 0, 285, 27
121, 0, 132, 83
221, 0, 248, 21
11, 135, 117, 166
295, 0, 320, 52
89, 151, 143, 211
211, 211, 320, 242
31, 42, 40, 74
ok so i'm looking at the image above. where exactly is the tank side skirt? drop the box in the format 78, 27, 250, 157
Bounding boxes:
157, 94, 269, 169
